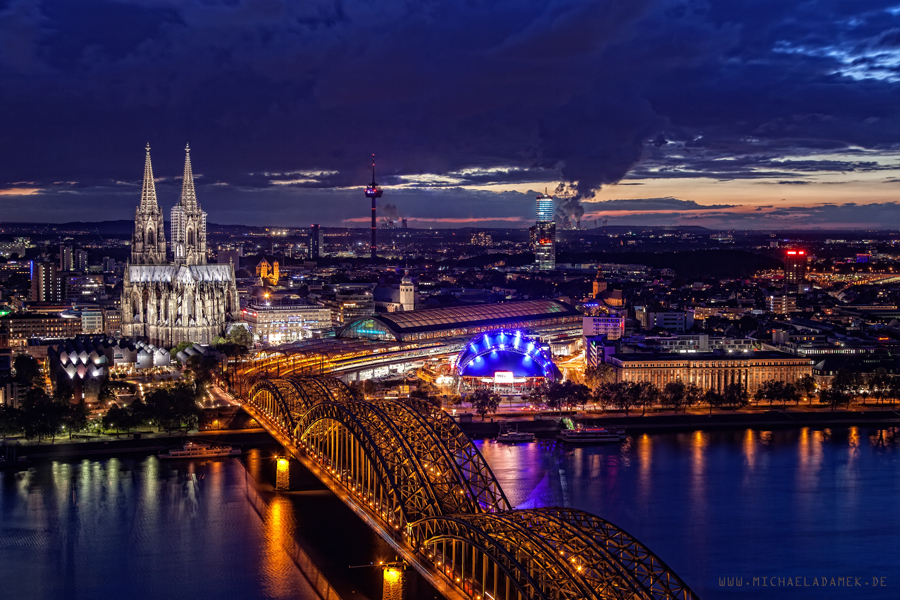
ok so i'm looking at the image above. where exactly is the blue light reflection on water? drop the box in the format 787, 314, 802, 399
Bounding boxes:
476, 427, 900, 599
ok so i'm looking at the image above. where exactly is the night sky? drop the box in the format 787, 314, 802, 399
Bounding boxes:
1, 0, 899, 229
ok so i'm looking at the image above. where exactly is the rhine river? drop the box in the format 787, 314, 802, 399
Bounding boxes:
1, 427, 898, 600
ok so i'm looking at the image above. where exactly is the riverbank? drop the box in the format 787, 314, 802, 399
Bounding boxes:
457, 408, 900, 438
1, 429, 274, 464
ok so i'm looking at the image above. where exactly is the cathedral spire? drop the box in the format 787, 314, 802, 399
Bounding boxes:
180, 143, 198, 209
140, 143, 159, 211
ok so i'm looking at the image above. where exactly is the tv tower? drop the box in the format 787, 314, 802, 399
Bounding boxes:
364, 154, 383, 261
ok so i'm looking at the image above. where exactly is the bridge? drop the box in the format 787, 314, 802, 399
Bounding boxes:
240, 374, 698, 600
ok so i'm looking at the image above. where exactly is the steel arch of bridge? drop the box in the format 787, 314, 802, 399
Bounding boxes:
245, 376, 697, 600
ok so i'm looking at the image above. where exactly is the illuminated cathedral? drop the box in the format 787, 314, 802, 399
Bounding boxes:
121, 144, 238, 347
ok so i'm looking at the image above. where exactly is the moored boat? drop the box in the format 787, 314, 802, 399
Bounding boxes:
558, 418, 625, 443
496, 425, 535, 443
159, 441, 241, 459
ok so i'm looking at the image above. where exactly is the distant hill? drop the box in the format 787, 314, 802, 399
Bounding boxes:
558, 249, 781, 279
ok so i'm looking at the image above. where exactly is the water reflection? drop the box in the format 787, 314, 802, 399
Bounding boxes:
0, 454, 400, 600
478, 427, 900, 600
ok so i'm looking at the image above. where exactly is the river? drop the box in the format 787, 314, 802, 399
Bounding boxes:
1, 427, 897, 599
476, 426, 900, 599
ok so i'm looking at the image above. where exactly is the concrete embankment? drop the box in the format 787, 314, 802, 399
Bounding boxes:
457, 409, 900, 438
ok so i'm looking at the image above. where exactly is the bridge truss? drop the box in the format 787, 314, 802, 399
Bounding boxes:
245, 375, 697, 600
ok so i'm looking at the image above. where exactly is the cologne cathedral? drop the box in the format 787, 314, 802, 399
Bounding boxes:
121, 144, 238, 347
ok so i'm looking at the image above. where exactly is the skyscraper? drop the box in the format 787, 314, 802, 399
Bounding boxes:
784, 249, 807, 292
309, 224, 320, 260
59, 245, 73, 271
74, 249, 88, 272
534, 192, 556, 270
30, 261, 62, 302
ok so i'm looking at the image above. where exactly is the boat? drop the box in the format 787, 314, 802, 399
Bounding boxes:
558, 418, 625, 443
159, 441, 242, 459
496, 424, 535, 443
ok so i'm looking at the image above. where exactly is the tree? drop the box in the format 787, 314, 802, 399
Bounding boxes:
567, 382, 592, 411
583, 363, 615, 391
226, 325, 253, 348
64, 402, 90, 438
866, 369, 890, 406
721, 383, 749, 410
21, 389, 67, 442
684, 383, 703, 412
797, 374, 817, 403
523, 382, 549, 408
170, 341, 194, 360
13, 355, 43, 388
636, 382, 659, 415
780, 382, 800, 408
755, 380, 790, 407
103, 403, 125, 436
661, 381, 687, 413
831, 370, 862, 405
0, 405, 23, 441
469, 389, 501, 420
703, 388, 724, 413
821, 387, 850, 411
54, 378, 75, 402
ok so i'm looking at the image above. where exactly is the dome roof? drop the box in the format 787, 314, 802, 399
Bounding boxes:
456, 329, 556, 380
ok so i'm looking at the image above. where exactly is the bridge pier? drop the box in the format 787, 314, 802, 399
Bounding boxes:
381, 562, 407, 600
275, 456, 314, 491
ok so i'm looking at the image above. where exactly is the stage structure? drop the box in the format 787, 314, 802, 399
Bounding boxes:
455, 329, 558, 395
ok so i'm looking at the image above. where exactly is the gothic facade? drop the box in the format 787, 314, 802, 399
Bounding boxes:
122, 145, 238, 347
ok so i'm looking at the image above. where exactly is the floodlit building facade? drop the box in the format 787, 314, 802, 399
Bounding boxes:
122, 145, 238, 347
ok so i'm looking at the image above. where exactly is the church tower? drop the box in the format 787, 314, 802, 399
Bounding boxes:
593, 265, 608, 297
130, 144, 167, 265
171, 144, 208, 266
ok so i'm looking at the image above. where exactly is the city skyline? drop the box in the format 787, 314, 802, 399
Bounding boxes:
1, 0, 899, 229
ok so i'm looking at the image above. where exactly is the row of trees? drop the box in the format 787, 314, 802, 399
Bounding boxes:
0, 389, 89, 442
103, 383, 202, 434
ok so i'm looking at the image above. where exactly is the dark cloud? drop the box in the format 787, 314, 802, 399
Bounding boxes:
0, 0, 899, 226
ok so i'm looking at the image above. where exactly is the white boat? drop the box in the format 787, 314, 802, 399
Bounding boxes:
159, 441, 242, 459
558, 425, 625, 444
496, 425, 535, 443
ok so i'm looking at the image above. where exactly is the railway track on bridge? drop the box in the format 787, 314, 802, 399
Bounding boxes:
240, 375, 698, 600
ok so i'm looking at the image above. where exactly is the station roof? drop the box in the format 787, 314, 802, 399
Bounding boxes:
341, 299, 581, 341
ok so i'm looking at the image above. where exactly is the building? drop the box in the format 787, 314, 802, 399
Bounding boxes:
59, 245, 73, 271
583, 315, 625, 341
608, 351, 812, 394
592, 266, 608, 297
30, 261, 63, 303
635, 307, 694, 332
309, 224, 324, 259
81, 309, 104, 334
0, 313, 82, 351
256, 258, 279, 286
533, 192, 556, 270
471, 231, 492, 246
217, 249, 242, 267
784, 249, 807, 292
121, 145, 238, 346
768, 295, 797, 315
241, 301, 332, 345
400, 272, 416, 312
102, 257, 117, 272
336, 290, 375, 324
74, 249, 88, 272
63, 273, 104, 303
341, 299, 582, 343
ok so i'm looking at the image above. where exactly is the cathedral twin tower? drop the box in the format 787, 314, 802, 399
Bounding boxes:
122, 145, 238, 348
